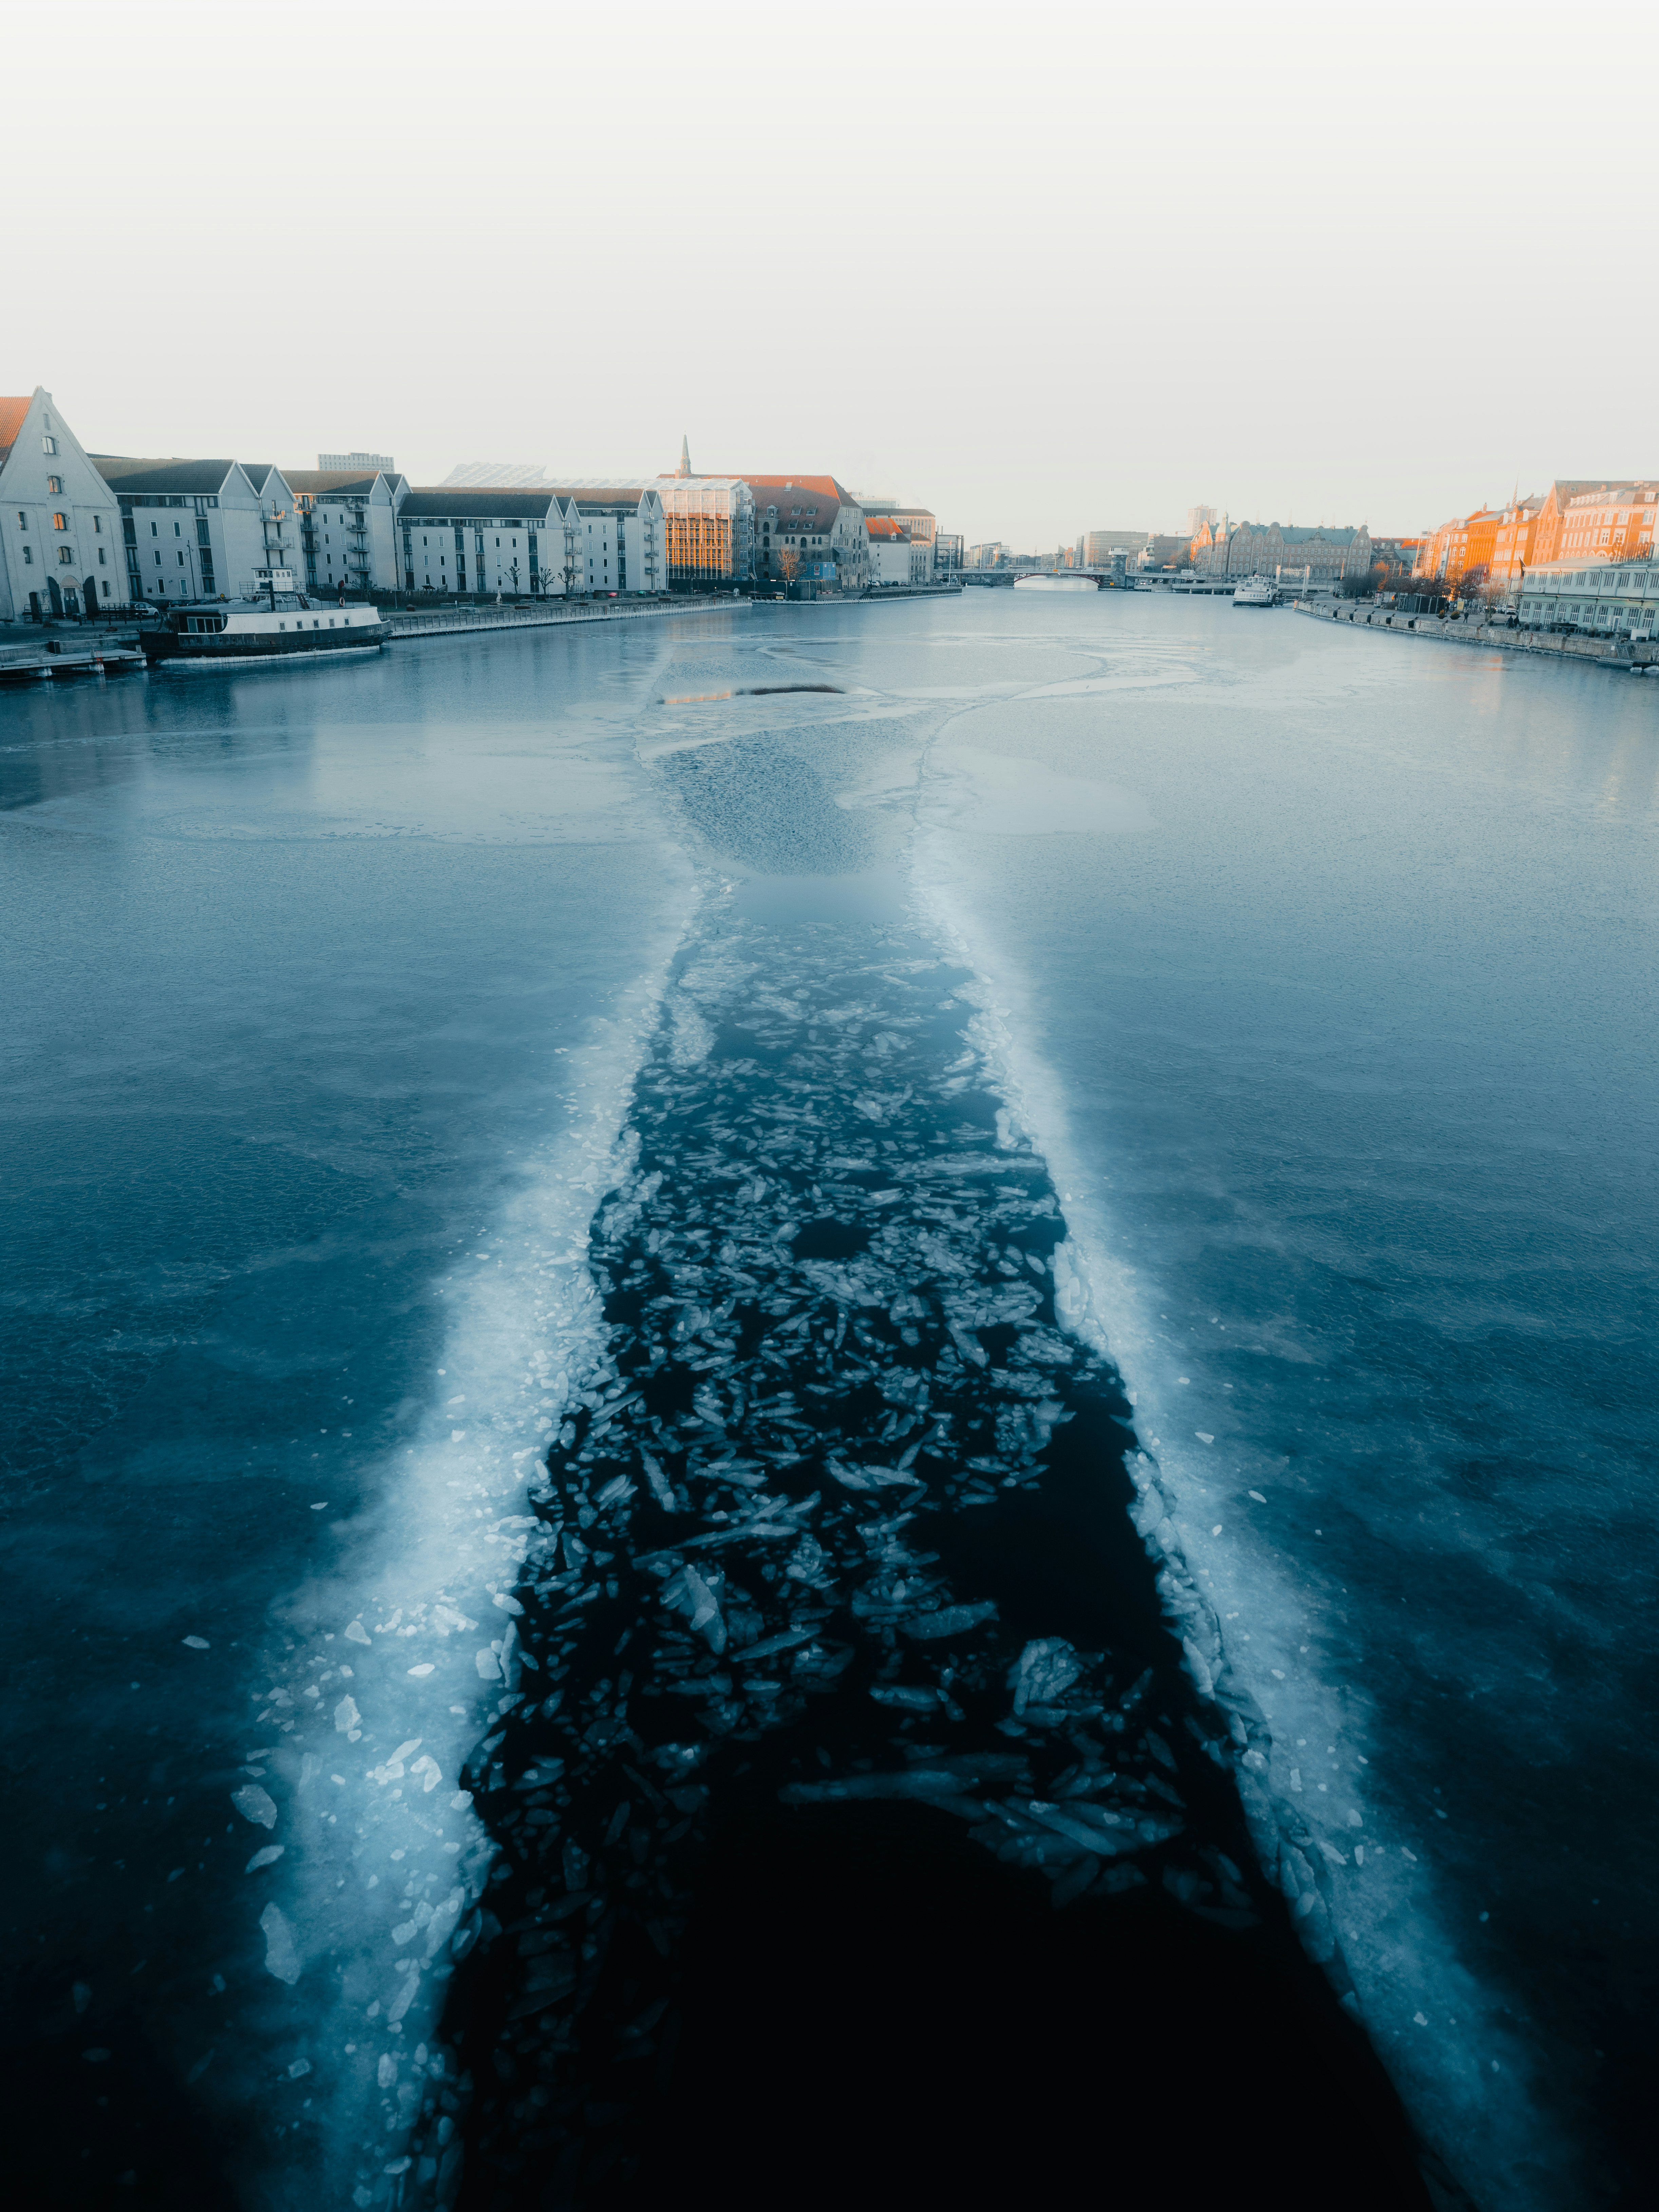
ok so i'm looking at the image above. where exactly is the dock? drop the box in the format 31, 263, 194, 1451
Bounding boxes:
0, 645, 147, 683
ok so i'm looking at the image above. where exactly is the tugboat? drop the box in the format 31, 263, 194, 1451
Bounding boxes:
1231, 575, 1278, 608
139, 570, 386, 667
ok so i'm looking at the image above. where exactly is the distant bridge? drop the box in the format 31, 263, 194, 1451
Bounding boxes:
958, 568, 1235, 593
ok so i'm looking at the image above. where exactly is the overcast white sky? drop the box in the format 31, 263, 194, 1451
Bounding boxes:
5, 0, 1654, 547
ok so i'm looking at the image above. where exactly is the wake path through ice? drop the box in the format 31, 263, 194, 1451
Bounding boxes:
384, 636, 1491, 2212
206, 614, 1546, 2209
409, 897, 1326, 2205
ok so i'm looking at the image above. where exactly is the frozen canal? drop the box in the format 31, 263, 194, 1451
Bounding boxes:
4, 593, 1656, 2210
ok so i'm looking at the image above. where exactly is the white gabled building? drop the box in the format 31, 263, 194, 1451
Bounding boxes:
0, 387, 127, 620
544, 485, 668, 596
282, 469, 410, 598
866, 515, 914, 587
398, 490, 581, 598
861, 499, 938, 583
95, 456, 301, 606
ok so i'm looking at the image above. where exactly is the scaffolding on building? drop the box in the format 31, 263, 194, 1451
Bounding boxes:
652, 474, 755, 586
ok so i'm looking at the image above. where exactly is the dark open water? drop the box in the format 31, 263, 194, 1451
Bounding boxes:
4, 594, 1656, 2209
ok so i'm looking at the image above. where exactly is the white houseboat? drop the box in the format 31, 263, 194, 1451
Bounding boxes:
139, 570, 385, 666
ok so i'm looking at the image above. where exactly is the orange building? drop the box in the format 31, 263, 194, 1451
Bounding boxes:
1533, 481, 1658, 566
1415, 507, 1503, 587
1489, 497, 1544, 586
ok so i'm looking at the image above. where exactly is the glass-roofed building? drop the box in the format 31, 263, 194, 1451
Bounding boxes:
559, 441, 754, 588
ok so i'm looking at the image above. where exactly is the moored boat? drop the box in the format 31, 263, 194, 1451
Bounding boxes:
139, 570, 385, 666
1232, 576, 1278, 607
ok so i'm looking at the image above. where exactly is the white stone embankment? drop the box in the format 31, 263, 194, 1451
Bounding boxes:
1293, 598, 1658, 674
383, 593, 748, 642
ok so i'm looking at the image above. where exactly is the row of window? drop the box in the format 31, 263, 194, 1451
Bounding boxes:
1532, 568, 1656, 592
14, 509, 104, 533
402, 530, 540, 552
1520, 603, 1655, 623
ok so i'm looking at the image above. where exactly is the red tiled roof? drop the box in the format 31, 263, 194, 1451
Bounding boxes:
723, 474, 852, 533
0, 395, 33, 468
866, 517, 909, 540
737, 474, 843, 498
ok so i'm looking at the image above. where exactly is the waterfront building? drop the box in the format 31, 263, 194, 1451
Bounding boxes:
1188, 515, 1233, 571
283, 469, 410, 597
1415, 507, 1503, 587
731, 476, 868, 591
543, 485, 667, 595
861, 500, 937, 581
966, 542, 1005, 568
1196, 518, 1369, 587
96, 455, 299, 605
866, 516, 914, 587
1083, 528, 1148, 566
1530, 481, 1658, 566
1247, 521, 1367, 587
1488, 498, 1544, 587
1550, 484, 1657, 566
935, 533, 964, 575
1517, 556, 1659, 638
1139, 533, 1191, 570
319, 450, 394, 474
398, 489, 579, 597
527, 452, 747, 589
1369, 536, 1425, 586
0, 386, 127, 620
651, 473, 753, 586
641, 446, 754, 587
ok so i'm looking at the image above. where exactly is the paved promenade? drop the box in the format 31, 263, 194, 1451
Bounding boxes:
0, 594, 749, 676
381, 592, 747, 640
1293, 598, 1658, 673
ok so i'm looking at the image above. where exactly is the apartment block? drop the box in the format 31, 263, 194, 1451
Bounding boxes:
96, 455, 298, 605
284, 469, 410, 597
398, 490, 580, 598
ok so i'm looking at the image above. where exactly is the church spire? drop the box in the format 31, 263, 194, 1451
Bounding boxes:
675, 435, 693, 479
